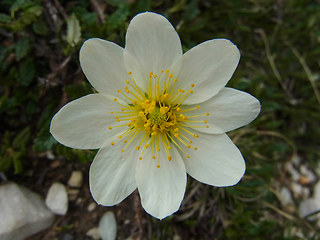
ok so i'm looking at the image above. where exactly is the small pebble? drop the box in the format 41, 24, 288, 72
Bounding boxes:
68, 171, 83, 188
88, 202, 97, 212
45, 182, 68, 216
86, 227, 101, 240
279, 187, 293, 206
99, 211, 117, 240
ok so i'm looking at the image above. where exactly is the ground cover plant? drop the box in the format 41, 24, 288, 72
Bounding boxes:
0, 0, 319, 239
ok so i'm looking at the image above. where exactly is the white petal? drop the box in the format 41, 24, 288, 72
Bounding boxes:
183, 87, 261, 134
80, 38, 128, 95
136, 144, 186, 219
124, 12, 182, 91
184, 132, 245, 187
89, 137, 139, 206
50, 94, 122, 149
99, 211, 117, 240
172, 39, 240, 104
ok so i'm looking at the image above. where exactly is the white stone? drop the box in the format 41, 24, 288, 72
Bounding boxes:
88, 202, 97, 212
285, 162, 300, 182
279, 187, 293, 206
68, 171, 83, 188
291, 182, 303, 197
0, 182, 54, 240
314, 181, 320, 201
45, 182, 68, 215
299, 198, 320, 221
99, 211, 117, 240
86, 227, 101, 240
300, 165, 317, 183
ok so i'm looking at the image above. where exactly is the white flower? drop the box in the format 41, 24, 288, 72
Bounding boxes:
50, 12, 260, 220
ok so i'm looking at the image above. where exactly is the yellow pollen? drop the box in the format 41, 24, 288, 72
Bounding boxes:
206, 125, 209, 128
206, 113, 210, 116
109, 70, 204, 168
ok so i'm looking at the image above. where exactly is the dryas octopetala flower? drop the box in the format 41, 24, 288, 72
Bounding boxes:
50, 12, 260, 219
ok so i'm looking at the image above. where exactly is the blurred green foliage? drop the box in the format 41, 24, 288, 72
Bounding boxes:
0, 0, 319, 239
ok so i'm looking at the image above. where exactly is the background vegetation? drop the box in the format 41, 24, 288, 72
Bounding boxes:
0, 0, 319, 239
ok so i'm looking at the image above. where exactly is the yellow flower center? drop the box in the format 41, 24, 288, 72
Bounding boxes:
108, 70, 209, 168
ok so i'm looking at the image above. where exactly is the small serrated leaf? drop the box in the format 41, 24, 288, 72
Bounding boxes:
66, 14, 81, 47
15, 38, 30, 61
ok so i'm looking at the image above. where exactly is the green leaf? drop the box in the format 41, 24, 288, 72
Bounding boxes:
32, 20, 48, 35
107, 4, 129, 31
66, 14, 81, 47
18, 58, 35, 86
15, 38, 30, 61
0, 13, 11, 24
12, 127, 31, 149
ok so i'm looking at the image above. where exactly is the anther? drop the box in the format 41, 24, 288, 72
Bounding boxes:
165, 69, 169, 73
168, 156, 172, 161
152, 156, 156, 159
139, 157, 142, 160
117, 89, 121, 93
108, 126, 112, 130
111, 142, 114, 145
136, 146, 140, 150
191, 84, 195, 87
113, 98, 117, 101
110, 111, 113, 114
186, 155, 190, 158
121, 149, 124, 152
187, 145, 191, 149
128, 71, 132, 75
176, 108, 181, 112
189, 90, 193, 94
206, 113, 210, 116
157, 164, 160, 168
196, 106, 200, 109
194, 147, 197, 150
169, 73, 173, 78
